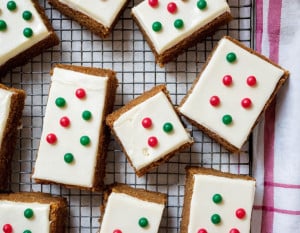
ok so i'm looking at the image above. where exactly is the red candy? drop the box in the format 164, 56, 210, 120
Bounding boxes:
241, 98, 252, 108
113, 230, 122, 233
235, 208, 246, 219
223, 75, 233, 86
60, 116, 70, 127
229, 228, 240, 233
148, 136, 158, 147
46, 133, 57, 144
142, 117, 152, 128
197, 229, 207, 233
210, 96, 220, 107
167, 2, 177, 13
148, 0, 158, 7
2, 224, 13, 233
75, 88, 86, 99
247, 75, 257, 86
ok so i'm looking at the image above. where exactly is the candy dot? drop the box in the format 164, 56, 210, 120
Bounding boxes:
223, 75, 233, 86
23, 230, 32, 233
82, 110, 92, 121
152, 21, 162, 32
210, 96, 220, 107
197, 229, 207, 233
148, 0, 158, 7
235, 208, 246, 219
46, 133, 57, 144
212, 193, 222, 204
7, 1, 17, 11
163, 122, 173, 133
174, 19, 184, 29
211, 214, 221, 224
247, 75, 257, 86
113, 230, 122, 233
23, 11, 32, 21
23, 28, 33, 38
229, 228, 240, 233
55, 97, 66, 107
75, 88, 86, 99
2, 224, 12, 233
138, 217, 149, 228
222, 114, 232, 125
167, 2, 177, 13
142, 117, 152, 128
226, 52, 237, 63
241, 98, 252, 108
64, 153, 74, 164
24, 208, 34, 219
60, 116, 70, 127
148, 136, 158, 147
197, 0, 207, 10
0, 20, 7, 31
80, 136, 90, 146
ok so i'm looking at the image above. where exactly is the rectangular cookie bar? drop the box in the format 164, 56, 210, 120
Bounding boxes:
32, 64, 118, 191
0, 83, 26, 191
0, 0, 59, 76
181, 167, 256, 233
131, 0, 232, 67
106, 85, 193, 177
0, 192, 67, 233
48, 0, 130, 38
179, 36, 289, 153
99, 183, 167, 233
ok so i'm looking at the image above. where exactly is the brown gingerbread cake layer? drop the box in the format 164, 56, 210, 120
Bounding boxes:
0, 0, 59, 77
0, 192, 68, 233
0, 84, 26, 191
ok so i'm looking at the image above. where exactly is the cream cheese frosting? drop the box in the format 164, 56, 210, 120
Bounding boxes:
58, 0, 128, 27
100, 192, 165, 233
32, 67, 108, 188
179, 37, 285, 149
188, 174, 256, 233
0, 200, 50, 232
0, 89, 13, 148
132, 0, 230, 54
0, 0, 50, 66
113, 91, 193, 172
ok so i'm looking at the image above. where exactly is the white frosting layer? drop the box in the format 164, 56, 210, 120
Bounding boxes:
32, 67, 108, 188
0, 0, 50, 66
188, 174, 256, 233
113, 91, 193, 172
100, 192, 165, 233
179, 37, 285, 149
0, 200, 50, 232
132, 0, 230, 54
58, 0, 128, 28
0, 89, 13, 148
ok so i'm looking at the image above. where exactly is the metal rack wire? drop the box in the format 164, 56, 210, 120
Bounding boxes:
1, 0, 254, 232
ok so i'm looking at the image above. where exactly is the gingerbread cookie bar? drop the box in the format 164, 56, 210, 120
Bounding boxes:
48, 0, 130, 38
179, 36, 289, 153
132, 0, 232, 67
32, 64, 118, 191
181, 167, 256, 233
0, 0, 59, 76
106, 85, 193, 177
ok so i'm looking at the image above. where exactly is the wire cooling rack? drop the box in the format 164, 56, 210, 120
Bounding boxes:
1, 0, 254, 232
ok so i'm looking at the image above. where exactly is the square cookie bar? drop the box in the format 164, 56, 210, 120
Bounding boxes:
132, 0, 232, 67
179, 36, 289, 153
32, 64, 118, 191
0, 192, 67, 233
48, 0, 130, 38
0, 84, 26, 191
181, 167, 256, 233
106, 85, 193, 177
0, 0, 59, 76
100, 183, 167, 233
